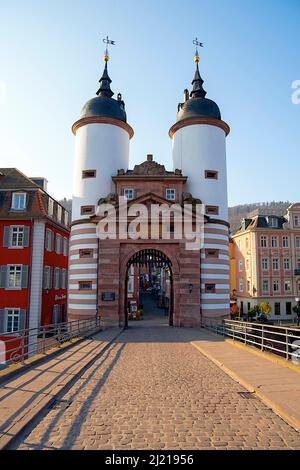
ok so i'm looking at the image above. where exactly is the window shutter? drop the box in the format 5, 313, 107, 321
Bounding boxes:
19, 309, 26, 331
23, 226, 30, 247
0, 309, 5, 334
0, 266, 7, 288
43, 267, 47, 289
59, 268, 62, 289
21, 266, 29, 288
50, 231, 54, 252
3, 226, 11, 248
49, 267, 53, 289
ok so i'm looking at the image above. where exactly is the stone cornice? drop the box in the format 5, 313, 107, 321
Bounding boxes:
72, 116, 134, 139
169, 117, 230, 138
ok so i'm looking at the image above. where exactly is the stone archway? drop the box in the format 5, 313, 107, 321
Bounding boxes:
119, 243, 181, 328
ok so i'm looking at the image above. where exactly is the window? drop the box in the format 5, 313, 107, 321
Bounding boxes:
63, 238, 68, 256
8, 265, 22, 288
54, 268, 60, 290
271, 236, 278, 248
273, 280, 280, 293
275, 302, 281, 316
261, 258, 269, 271
272, 258, 279, 271
79, 281, 92, 290
55, 234, 62, 254
205, 284, 216, 293
64, 210, 69, 226
11, 226, 24, 247
296, 236, 300, 249
57, 205, 62, 222
45, 229, 53, 251
246, 259, 250, 270
262, 279, 269, 293
297, 258, 300, 270
268, 217, 278, 228
79, 249, 93, 259
238, 260, 243, 272
205, 205, 219, 215
294, 215, 299, 227
124, 188, 134, 200
43, 266, 52, 290
6, 309, 20, 333
284, 258, 291, 270
52, 305, 61, 325
48, 198, 54, 217
11, 192, 26, 211
286, 302, 292, 315
82, 169, 96, 179
166, 188, 176, 201
205, 249, 219, 259
247, 280, 251, 291
205, 170, 218, 179
239, 279, 244, 292
81, 205, 95, 215
284, 280, 291, 293
282, 236, 289, 248
260, 236, 268, 248
61, 269, 67, 289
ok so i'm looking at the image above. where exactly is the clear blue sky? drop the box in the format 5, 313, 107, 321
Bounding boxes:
0, 0, 299, 206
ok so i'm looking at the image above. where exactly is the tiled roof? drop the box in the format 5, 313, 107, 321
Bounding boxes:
0, 168, 40, 190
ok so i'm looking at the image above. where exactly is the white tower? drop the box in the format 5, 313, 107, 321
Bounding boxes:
68, 49, 134, 320
169, 46, 231, 322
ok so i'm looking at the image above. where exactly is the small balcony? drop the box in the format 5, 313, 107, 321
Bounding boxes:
294, 269, 300, 276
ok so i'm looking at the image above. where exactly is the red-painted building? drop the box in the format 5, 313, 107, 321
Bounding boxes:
0, 168, 70, 354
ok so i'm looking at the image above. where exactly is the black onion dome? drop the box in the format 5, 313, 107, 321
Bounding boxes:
177, 97, 221, 121
80, 61, 127, 122
176, 61, 221, 122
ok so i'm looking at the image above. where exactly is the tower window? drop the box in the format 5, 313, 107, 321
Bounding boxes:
79, 249, 94, 259
205, 170, 218, 180
82, 169, 96, 179
79, 281, 92, 290
205, 205, 219, 215
124, 188, 134, 200
81, 205, 95, 215
205, 248, 219, 258
166, 188, 176, 200
205, 283, 216, 293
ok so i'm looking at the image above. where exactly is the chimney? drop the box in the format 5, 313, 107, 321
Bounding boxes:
147, 154, 153, 162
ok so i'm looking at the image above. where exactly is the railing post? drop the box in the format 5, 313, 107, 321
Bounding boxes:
57, 324, 61, 348
21, 329, 25, 364
42, 328, 46, 354
261, 325, 264, 351
285, 328, 289, 360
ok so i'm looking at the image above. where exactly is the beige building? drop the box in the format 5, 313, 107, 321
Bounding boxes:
230, 204, 300, 321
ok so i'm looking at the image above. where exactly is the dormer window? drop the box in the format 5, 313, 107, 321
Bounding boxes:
166, 188, 176, 200
48, 198, 54, 216
268, 217, 278, 228
11, 192, 26, 211
124, 189, 134, 200
294, 215, 300, 227
57, 205, 62, 222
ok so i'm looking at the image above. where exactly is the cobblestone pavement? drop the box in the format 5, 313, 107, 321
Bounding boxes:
15, 298, 300, 450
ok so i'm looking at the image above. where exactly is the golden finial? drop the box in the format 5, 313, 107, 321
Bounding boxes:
193, 37, 203, 63
103, 36, 115, 62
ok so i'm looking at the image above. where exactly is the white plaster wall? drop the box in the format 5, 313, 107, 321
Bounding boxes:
72, 123, 130, 221
172, 124, 228, 221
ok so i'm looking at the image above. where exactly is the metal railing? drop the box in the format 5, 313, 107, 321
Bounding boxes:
0, 316, 101, 368
203, 318, 300, 363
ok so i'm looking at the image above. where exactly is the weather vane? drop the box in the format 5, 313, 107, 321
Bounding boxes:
103, 36, 116, 62
193, 37, 203, 63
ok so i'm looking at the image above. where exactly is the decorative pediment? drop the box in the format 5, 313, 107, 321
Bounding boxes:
132, 160, 167, 176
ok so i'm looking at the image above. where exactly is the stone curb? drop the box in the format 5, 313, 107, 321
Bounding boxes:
0, 328, 123, 450
191, 341, 300, 433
